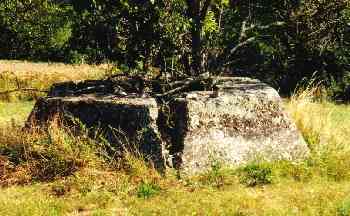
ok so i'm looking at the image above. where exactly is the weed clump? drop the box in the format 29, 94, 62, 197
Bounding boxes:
137, 182, 161, 199
0, 123, 99, 185
274, 161, 313, 182
237, 163, 273, 187
198, 159, 228, 188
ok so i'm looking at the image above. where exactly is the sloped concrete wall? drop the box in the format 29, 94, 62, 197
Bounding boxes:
26, 95, 165, 171
164, 77, 308, 174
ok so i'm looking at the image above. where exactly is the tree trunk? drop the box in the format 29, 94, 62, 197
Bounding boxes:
191, 15, 202, 76
187, 0, 212, 76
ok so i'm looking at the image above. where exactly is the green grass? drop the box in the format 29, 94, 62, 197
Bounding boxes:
1, 61, 350, 215
0, 101, 35, 125
1, 171, 350, 215
0, 185, 68, 216
125, 181, 350, 215
0, 183, 127, 216
0, 94, 349, 215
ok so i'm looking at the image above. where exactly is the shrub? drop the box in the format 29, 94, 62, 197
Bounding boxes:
136, 182, 161, 199
65, 50, 87, 65
237, 163, 273, 187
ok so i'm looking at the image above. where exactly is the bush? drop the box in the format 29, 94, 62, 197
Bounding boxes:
237, 163, 273, 187
136, 182, 161, 199
65, 50, 87, 65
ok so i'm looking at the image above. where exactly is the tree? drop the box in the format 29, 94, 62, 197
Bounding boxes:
1, 0, 350, 98
185, 0, 212, 75
0, 0, 72, 60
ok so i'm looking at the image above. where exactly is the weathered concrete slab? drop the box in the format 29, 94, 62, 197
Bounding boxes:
26, 94, 165, 170
161, 77, 309, 174
26, 77, 309, 174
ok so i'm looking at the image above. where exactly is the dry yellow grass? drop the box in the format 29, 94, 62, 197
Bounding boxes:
0, 60, 110, 82
285, 87, 350, 182
0, 60, 112, 101
288, 87, 350, 150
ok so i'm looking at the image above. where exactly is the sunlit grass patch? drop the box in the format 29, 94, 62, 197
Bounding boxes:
0, 122, 102, 185
286, 87, 350, 181
0, 185, 68, 216
0, 60, 110, 101
0, 182, 127, 216
124, 179, 350, 215
0, 60, 109, 81
0, 101, 34, 125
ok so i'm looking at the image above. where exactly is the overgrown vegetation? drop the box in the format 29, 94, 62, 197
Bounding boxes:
0, 61, 350, 215
1, 0, 350, 97
1, 2, 350, 216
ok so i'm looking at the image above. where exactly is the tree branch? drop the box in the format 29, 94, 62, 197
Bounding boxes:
245, 21, 286, 33
155, 72, 211, 98
229, 36, 257, 55
215, 20, 286, 69
239, 19, 249, 41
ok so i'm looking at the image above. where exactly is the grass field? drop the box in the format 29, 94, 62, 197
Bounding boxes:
0, 60, 111, 101
1, 60, 350, 215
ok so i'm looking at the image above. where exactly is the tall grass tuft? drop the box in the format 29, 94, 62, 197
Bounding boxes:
0, 121, 102, 185
287, 85, 350, 181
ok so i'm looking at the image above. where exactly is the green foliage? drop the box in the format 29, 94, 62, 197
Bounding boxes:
50, 23, 72, 49
136, 182, 161, 199
0, 0, 73, 60
203, 11, 219, 35
0, 0, 350, 97
65, 50, 87, 65
338, 198, 350, 216
238, 163, 273, 187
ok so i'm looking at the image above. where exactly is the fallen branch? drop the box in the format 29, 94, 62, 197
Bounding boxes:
155, 79, 195, 98
155, 73, 212, 98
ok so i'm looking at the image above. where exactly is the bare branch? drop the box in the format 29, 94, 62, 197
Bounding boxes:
229, 36, 257, 55
239, 19, 249, 41
245, 21, 286, 33
155, 73, 211, 98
